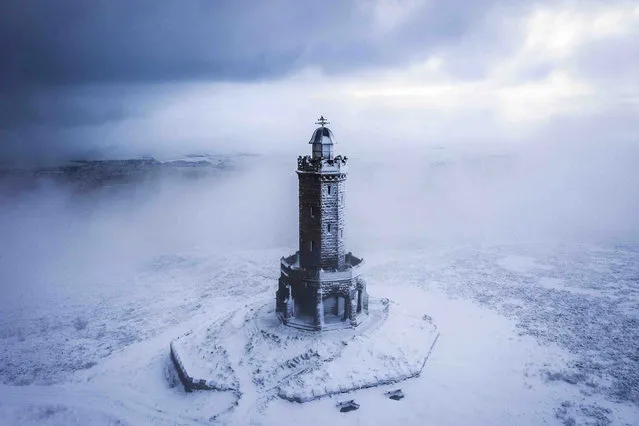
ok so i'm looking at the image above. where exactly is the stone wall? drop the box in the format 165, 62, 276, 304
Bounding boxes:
298, 173, 322, 269
297, 171, 347, 271
320, 175, 346, 270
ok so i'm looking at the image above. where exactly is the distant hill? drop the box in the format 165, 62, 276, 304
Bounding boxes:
0, 153, 258, 193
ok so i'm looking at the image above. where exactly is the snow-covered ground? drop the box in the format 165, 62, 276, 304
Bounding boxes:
1, 146, 638, 425
170, 295, 438, 407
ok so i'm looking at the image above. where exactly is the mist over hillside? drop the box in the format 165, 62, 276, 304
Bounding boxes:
1, 138, 637, 316
1, 137, 638, 424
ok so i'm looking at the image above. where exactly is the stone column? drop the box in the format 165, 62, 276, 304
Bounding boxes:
315, 287, 325, 330
276, 278, 288, 318
286, 285, 294, 319
349, 288, 358, 326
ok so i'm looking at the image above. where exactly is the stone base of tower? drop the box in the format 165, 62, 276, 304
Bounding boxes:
278, 310, 368, 332
169, 297, 439, 405
276, 251, 369, 331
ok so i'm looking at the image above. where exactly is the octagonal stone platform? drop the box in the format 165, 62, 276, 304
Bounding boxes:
170, 298, 439, 403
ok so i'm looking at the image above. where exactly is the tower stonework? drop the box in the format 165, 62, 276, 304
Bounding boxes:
276, 117, 369, 331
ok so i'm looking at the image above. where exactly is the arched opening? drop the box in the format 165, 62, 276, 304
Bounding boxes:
323, 295, 346, 324
292, 286, 315, 324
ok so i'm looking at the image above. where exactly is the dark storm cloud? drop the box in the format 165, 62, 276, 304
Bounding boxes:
0, 0, 526, 161
0, 86, 131, 128
0, 0, 529, 90
1, 1, 301, 88
1, 0, 634, 165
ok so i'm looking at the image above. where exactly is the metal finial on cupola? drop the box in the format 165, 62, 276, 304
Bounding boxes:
315, 115, 330, 127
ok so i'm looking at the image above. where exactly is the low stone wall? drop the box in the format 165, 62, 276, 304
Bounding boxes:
170, 341, 211, 392
278, 331, 440, 403
170, 339, 239, 393
168, 299, 439, 407
279, 374, 417, 403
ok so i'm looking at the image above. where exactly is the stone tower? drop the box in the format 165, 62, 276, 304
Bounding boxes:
276, 116, 369, 331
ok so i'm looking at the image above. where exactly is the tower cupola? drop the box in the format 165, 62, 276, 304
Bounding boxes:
309, 115, 335, 160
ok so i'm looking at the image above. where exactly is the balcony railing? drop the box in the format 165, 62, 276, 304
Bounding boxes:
281, 251, 364, 282
297, 155, 348, 173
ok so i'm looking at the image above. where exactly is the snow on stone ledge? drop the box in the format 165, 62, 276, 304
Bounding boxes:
170, 298, 439, 403
273, 300, 439, 402
170, 313, 239, 392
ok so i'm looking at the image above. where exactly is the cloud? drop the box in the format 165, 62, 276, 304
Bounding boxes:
491, 2, 639, 80
0, 0, 637, 164
0, 0, 552, 90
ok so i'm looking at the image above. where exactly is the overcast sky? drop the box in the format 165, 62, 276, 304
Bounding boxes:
0, 0, 637, 164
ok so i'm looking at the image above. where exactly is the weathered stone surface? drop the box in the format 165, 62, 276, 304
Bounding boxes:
276, 126, 369, 331
276, 252, 368, 330
385, 389, 405, 400
297, 157, 348, 270
337, 400, 360, 412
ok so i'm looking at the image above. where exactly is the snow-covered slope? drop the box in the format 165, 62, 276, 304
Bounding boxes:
1, 145, 638, 425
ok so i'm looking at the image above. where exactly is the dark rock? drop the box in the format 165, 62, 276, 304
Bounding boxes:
337, 400, 360, 412
385, 389, 404, 400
